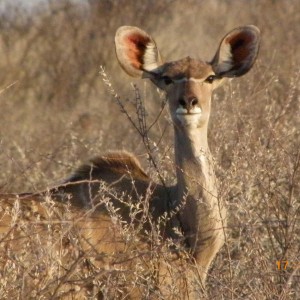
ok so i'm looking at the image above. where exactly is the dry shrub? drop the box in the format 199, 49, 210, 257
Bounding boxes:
0, 0, 299, 299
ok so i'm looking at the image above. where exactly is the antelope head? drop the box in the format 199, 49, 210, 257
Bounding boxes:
115, 25, 260, 132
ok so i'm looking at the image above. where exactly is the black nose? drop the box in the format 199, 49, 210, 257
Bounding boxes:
190, 97, 198, 107
179, 97, 198, 108
179, 99, 186, 107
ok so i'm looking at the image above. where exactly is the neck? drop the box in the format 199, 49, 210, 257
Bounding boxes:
174, 124, 226, 276
174, 125, 212, 200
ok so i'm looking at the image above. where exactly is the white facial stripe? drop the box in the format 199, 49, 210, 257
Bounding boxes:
174, 77, 202, 83
172, 76, 214, 83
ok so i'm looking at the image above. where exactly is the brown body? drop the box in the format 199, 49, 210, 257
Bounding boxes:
0, 152, 179, 299
0, 25, 260, 299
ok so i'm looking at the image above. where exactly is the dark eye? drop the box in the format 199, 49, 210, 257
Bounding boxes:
205, 75, 216, 84
162, 76, 173, 85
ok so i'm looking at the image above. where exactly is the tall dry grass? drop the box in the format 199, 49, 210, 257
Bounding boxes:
0, 0, 299, 299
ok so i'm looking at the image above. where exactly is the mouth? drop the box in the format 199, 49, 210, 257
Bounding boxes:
176, 106, 202, 116
175, 111, 202, 128
176, 112, 201, 116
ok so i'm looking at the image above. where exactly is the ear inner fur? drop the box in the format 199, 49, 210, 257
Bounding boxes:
211, 25, 260, 77
226, 31, 257, 69
125, 33, 151, 70
115, 26, 162, 77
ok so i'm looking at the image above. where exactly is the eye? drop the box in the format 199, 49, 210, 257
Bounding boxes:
162, 76, 173, 85
205, 75, 217, 84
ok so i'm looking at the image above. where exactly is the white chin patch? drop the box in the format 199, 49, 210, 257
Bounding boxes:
176, 108, 202, 128
175, 107, 202, 128
176, 113, 201, 128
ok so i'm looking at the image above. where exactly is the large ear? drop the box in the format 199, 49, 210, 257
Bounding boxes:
115, 26, 163, 78
211, 25, 260, 77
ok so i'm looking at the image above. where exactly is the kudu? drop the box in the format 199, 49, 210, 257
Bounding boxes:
0, 25, 260, 298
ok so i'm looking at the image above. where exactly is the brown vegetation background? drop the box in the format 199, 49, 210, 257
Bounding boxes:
0, 0, 299, 298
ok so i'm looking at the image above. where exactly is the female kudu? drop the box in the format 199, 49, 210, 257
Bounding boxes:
0, 25, 260, 298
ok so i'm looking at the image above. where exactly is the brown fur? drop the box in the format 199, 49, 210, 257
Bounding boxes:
54, 151, 172, 229
0, 193, 147, 299
0, 25, 260, 299
0, 157, 177, 299
73, 151, 149, 181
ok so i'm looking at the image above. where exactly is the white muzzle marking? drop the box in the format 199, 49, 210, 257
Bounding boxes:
176, 106, 202, 127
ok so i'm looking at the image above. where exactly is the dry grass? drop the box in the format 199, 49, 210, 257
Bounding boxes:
0, 0, 299, 299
